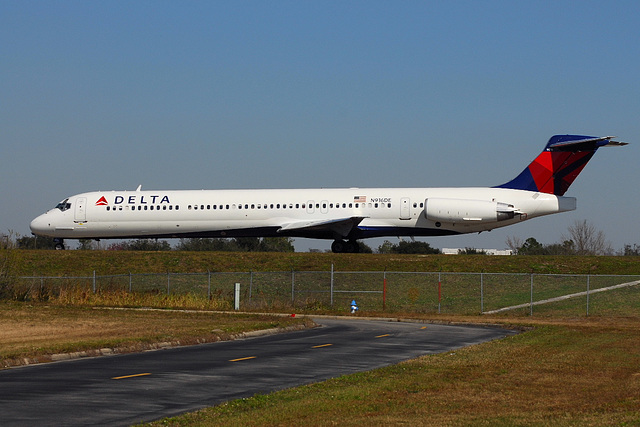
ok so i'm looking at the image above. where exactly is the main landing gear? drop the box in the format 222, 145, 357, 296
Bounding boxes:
53, 238, 65, 250
331, 240, 360, 253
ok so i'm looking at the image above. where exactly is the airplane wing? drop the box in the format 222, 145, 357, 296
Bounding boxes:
278, 216, 367, 239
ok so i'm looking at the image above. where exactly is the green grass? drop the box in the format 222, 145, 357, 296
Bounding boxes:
5, 251, 640, 317
146, 317, 640, 426
6, 250, 640, 276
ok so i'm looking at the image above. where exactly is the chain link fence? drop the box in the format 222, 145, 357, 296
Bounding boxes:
13, 267, 640, 316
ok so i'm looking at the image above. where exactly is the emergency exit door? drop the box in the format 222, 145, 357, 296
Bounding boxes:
400, 197, 411, 220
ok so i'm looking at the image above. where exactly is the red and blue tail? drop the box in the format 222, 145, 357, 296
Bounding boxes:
495, 135, 627, 196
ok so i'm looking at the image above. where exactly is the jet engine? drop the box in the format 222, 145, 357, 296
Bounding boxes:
424, 198, 518, 224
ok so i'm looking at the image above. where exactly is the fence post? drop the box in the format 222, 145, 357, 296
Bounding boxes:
530, 273, 534, 316
129, 272, 132, 293
167, 272, 170, 295
438, 272, 441, 314
586, 274, 590, 317
383, 269, 387, 311
480, 271, 484, 314
330, 264, 334, 306
93, 270, 96, 294
208, 271, 211, 300
291, 269, 295, 304
249, 271, 253, 302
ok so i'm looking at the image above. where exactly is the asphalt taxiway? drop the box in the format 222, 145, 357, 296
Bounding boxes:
0, 317, 516, 426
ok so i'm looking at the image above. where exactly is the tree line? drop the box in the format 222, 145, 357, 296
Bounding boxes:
506, 219, 638, 256
3, 220, 639, 255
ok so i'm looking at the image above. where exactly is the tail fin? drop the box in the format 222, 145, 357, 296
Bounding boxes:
495, 135, 627, 196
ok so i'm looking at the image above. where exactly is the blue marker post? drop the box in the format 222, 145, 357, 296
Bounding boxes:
350, 299, 359, 314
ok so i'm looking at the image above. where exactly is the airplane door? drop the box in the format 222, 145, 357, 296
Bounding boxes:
400, 197, 411, 220
74, 197, 87, 222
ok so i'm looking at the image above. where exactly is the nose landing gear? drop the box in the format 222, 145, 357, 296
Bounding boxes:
53, 238, 65, 250
331, 240, 360, 253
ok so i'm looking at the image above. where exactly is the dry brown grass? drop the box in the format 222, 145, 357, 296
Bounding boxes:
0, 302, 313, 367
149, 316, 640, 426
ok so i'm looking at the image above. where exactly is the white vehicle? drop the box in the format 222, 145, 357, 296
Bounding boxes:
30, 135, 626, 252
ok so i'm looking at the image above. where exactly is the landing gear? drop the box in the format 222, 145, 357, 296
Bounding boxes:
53, 238, 65, 250
331, 240, 360, 253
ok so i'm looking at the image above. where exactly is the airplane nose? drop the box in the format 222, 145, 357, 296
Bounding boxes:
30, 214, 52, 236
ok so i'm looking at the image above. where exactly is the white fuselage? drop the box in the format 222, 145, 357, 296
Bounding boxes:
29, 187, 576, 241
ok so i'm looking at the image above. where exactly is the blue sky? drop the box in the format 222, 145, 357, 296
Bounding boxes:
2, 1, 638, 252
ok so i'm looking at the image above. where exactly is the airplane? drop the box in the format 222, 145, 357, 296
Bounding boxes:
30, 135, 626, 252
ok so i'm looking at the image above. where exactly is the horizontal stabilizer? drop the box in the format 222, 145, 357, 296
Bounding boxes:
547, 136, 627, 151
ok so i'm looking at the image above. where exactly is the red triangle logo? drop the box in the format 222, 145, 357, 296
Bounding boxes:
95, 196, 108, 206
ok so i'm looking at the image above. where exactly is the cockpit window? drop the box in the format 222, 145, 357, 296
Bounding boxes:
55, 199, 71, 212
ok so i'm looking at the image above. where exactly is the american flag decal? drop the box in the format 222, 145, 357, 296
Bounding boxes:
353, 196, 366, 203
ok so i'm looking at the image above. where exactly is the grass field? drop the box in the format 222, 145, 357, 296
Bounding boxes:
0, 303, 313, 368
2, 251, 640, 425
5, 250, 640, 276
146, 317, 640, 426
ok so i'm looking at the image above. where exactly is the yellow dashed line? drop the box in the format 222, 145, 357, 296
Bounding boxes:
312, 344, 333, 348
375, 334, 391, 338
229, 356, 257, 362
112, 373, 151, 380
